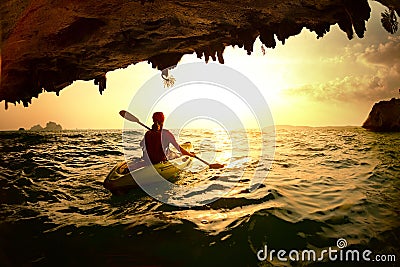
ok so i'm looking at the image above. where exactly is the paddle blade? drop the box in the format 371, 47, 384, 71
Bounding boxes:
119, 110, 139, 123
209, 163, 225, 169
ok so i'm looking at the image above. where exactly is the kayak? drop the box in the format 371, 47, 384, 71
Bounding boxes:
104, 142, 193, 194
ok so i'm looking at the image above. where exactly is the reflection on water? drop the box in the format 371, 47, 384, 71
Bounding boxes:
0, 127, 399, 266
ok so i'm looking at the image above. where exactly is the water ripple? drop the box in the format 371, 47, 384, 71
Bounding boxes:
0, 128, 399, 266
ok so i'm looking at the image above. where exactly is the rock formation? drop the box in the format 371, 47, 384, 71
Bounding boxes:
29, 121, 62, 131
1, 0, 400, 108
362, 98, 400, 132
30, 125, 44, 131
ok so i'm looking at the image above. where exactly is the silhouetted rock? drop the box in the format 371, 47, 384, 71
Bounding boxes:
44, 122, 62, 131
0, 0, 399, 106
30, 125, 44, 131
30, 122, 62, 131
363, 98, 400, 132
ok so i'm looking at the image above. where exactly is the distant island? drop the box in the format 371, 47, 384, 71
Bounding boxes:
30, 121, 63, 131
362, 98, 400, 132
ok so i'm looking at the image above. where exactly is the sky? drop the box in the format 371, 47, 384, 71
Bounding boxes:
0, 1, 399, 130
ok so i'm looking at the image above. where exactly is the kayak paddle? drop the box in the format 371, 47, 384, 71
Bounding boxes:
119, 110, 151, 130
192, 155, 225, 169
119, 110, 224, 169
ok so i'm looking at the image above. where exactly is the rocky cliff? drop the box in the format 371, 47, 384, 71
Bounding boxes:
1, 0, 399, 108
363, 98, 400, 132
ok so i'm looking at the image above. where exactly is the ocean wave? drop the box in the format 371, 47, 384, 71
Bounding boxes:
0, 128, 399, 266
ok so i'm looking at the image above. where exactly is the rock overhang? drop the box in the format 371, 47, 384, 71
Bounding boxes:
0, 0, 399, 108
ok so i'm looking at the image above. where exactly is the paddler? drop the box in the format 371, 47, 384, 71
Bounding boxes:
141, 112, 195, 164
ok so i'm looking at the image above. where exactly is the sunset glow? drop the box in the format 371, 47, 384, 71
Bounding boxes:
0, 2, 398, 130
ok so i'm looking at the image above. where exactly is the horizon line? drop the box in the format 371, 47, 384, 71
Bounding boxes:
0, 125, 364, 132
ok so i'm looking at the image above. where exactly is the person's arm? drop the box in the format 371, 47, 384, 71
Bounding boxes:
165, 130, 195, 157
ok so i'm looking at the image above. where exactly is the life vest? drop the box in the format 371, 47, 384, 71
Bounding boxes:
144, 130, 167, 164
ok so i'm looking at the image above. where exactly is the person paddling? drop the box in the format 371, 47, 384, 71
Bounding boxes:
141, 112, 195, 164
120, 110, 224, 169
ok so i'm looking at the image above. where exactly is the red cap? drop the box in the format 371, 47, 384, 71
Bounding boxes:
152, 112, 165, 123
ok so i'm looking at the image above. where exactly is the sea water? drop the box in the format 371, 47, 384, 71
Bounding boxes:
0, 127, 399, 266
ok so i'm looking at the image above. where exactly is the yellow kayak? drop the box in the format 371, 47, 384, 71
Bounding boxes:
104, 142, 193, 194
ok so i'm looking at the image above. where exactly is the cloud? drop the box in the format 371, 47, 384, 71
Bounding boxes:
283, 75, 390, 102
284, 36, 400, 102
358, 36, 400, 68
357, 35, 400, 94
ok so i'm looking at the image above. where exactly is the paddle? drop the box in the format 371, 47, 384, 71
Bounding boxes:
119, 110, 224, 169
119, 110, 151, 130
